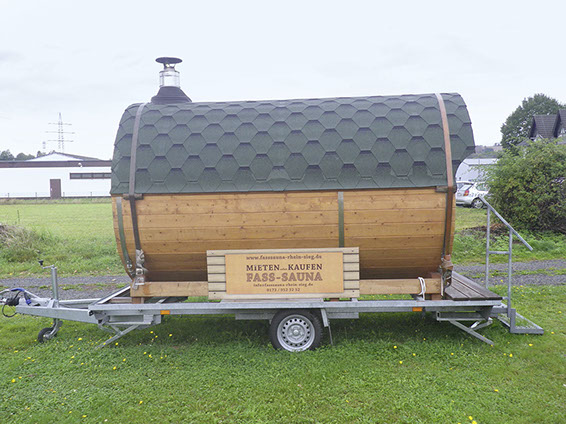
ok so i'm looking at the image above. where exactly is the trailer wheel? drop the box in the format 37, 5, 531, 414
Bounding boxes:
38, 327, 56, 343
269, 310, 322, 352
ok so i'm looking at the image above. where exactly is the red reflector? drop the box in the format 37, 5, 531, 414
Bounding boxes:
464, 189, 469, 196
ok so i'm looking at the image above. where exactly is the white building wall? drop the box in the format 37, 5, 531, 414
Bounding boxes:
455, 158, 498, 183
0, 166, 111, 197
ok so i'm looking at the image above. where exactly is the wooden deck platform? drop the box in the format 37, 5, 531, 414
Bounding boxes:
445, 272, 502, 301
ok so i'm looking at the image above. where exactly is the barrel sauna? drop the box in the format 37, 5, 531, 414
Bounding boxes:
111, 58, 475, 298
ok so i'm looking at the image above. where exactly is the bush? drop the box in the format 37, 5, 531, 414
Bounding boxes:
485, 139, 566, 234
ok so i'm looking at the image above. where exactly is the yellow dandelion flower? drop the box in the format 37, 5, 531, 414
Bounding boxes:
451, 353, 454, 356
509, 353, 513, 357
148, 354, 152, 358
82, 415, 87, 418
528, 343, 533, 347
472, 421, 477, 424
11, 379, 16, 383
468, 416, 473, 420
113, 366, 117, 370
78, 338, 82, 341
494, 389, 499, 392
399, 361, 403, 364
115, 342, 119, 346
139, 400, 143, 405
393, 345, 397, 349
150, 331, 154, 334
123, 358, 126, 362
143, 352, 147, 355
412, 353, 416, 356
169, 334, 172, 337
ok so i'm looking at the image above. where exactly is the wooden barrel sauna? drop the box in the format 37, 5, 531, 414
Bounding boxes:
111, 86, 475, 289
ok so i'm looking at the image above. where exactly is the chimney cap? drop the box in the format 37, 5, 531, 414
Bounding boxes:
156, 57, 182, 67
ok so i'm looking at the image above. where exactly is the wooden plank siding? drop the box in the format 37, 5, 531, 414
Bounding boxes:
112, 188, 454, 286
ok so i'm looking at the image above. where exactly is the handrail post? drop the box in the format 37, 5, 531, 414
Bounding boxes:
485, 207, 491, 288
507, 228, 513, 316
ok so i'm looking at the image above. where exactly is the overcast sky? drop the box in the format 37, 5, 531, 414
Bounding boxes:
1, 0, 565, 159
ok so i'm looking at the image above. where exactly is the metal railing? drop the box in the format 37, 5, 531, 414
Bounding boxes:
482, 198, 533, 317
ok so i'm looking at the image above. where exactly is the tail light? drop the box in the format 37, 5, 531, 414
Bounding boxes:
464, 189, 469, 196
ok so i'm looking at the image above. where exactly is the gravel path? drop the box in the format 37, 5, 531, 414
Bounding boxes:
1, 260, 565, 300
455, 259, 566, 286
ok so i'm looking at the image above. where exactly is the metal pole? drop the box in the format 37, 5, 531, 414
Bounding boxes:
507, 228, 513, 316
485, 207, 491, 288
50, 266, 59, 302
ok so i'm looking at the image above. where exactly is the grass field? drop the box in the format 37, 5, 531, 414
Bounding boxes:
0, 200, 565, 422
0, 285, 564, 423
1, 200, 565, 279
0, 199, 123, 278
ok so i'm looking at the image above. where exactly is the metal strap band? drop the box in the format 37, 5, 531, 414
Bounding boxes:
338, 191, 345, 248
116, 196, 134, 277
435, 93, 455, 256
128, 103, 147, 251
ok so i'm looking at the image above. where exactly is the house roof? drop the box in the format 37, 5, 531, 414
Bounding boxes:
111, 93, 475, 195
529, 114, 558, 139
27, 152, 104, 162
558, 110, 566, 131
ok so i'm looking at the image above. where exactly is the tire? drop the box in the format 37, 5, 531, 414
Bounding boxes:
38, 327, 55, 343
269, 310, 322, 352
471, 198, 484, 209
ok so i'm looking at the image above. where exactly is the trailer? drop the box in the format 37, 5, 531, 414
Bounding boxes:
0, 200, 543, 351
0, 58, 543, 350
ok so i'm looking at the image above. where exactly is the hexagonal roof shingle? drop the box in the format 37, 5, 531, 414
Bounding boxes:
111, 93, 475, 194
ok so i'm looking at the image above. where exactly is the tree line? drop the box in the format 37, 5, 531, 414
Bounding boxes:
0, 150, 47, 160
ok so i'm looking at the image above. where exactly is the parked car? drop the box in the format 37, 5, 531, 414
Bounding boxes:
456, 181, 489, 208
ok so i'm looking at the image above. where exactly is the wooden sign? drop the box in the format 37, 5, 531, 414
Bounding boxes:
226, 251, 343, 295
207, 248, 360, 300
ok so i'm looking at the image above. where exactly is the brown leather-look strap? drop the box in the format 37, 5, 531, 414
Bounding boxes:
128, 103, 147, 251
434, 93, 454, 257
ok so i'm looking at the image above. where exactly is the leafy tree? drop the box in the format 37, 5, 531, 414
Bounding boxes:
0, 150, 14, 160
500, 94, 564, 149
486, 139, 566, 234
15, 152, 34, 160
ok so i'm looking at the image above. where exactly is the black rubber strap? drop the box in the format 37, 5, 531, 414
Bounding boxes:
128, 103, 147, 251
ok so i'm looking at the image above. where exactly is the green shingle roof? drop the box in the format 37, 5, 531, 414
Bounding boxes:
111, 93, 475, 194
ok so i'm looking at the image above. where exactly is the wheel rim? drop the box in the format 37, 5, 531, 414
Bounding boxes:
277, 314, 315, 351
473, 199, 483, 208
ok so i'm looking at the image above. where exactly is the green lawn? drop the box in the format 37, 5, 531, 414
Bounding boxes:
0, 285, 564, 423
0, 199, 123, 277
1, 201, 565, 423
453, 207, 566, 265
